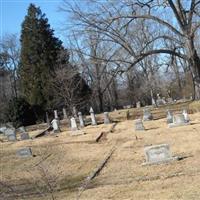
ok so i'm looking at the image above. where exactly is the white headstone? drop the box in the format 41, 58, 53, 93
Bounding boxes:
104, 112, 110, 124
78, 112, 85, 127
182, 109, 190, 122
168, 114, 190, 128
136, 101, 141, 108
51, 118, 60, 133
71, 117, 78, 131
90, 107, 97, 125
143, 144, 178, 165
135, 119, 145, 131
63, 108, 68, 119
54, 110, 58, 119
166, 110, 173, 124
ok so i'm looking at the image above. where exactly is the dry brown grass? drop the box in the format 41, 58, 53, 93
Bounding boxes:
1, 104, 200, 200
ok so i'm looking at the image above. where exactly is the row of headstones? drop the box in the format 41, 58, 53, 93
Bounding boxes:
51, 107, 111, 133
135, 108, 190, 131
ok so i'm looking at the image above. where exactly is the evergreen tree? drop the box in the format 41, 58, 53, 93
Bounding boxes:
19, 4, 62, 110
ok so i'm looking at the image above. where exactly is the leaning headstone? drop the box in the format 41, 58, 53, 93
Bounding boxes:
63, 108, 68, 119
166, 110, 173, 124
71, 117, 78, 131
20, 132, 30, 140
135, 119, 145, 131
143, 108, 153, 121
168, 114, 190, 128
136, 101, 141, 108
78, 112, 85, 128
182, 109, 190, 122
90, 107, 97, 125
142, 144, 178, 165
51, 118, 60, 133
17, 147, 32, 158
104, 112, 110, 124
54, 110, 59, 119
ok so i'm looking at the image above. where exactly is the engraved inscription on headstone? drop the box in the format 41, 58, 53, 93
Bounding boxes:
143, 144, 178, 165
135, 119, 145, 131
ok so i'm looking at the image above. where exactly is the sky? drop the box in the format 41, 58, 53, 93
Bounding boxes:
0, 0, 72, 43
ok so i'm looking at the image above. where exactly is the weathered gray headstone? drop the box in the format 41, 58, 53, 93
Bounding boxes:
104, 112, 110, 124
20, 132, 30, 140
168, 114, 190, 128
17, 147, 32, 158
78, 112, 85, 128
5, 128, 16, 141
143, 108, 153, 121
90, 107, 97, 125
135, 119, 145, 131
71, 117, 78, 131
63, 108, 68, 119
18, 126, 26, 133
136, 101, 141, 108
0, 126, 7, 134
51, 118, 60, 133
54, 110, 58, 119
73, 106, 78, 118
142, 144, 178, 165
182, 109, 190, 122
166, 110, 173, 124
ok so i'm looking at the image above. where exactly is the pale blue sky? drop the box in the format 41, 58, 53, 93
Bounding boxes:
0, 0, 75, 42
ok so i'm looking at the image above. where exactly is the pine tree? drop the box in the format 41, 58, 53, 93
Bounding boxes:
19, 4, 62, 110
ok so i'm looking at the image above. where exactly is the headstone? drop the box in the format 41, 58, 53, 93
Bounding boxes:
104, 112, 110, 124
5, 128, 16, 141
18, 126, 26, 133
73, 106, 78, 118
7, 134, 17, 141
0, 127, 7, 134
20, 132, 30, 140
63, 108, 68, 119
143, 108, 153, 121
135, 119, 145, 131
54, 110, 58, 119
90, 107, 97, 125
168, 114, 190, 128
71, 117, 78, 131
142, 144, 178, 165
17, 147, 32, 158
78, 112, 85, 128
136, 101, 141, 108
182, 109, 190, 122
166, 110, 173, 124
51, 118, 60, 133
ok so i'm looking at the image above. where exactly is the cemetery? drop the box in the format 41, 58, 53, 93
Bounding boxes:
1, 101, 200, 199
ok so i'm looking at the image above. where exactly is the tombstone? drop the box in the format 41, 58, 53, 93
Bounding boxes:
90, 107, 97, 125
168, 114, 190, 128
78, 112, 85, 128
166, 110, 173, 124
20, 132, 30, 140
73, 106, 78, 118
5, 128, 16, 141
143, 108, 153, 121
17, 147, 32, 158
182, 109, 190, 122
0, 126, 7, 134
104, 112, 110, 124
54, 110, 58, 119
71, 117, 78, 131
51, 118, 60, 133
46, 112, 50, 126
135, 119, 145, 131
63, 108, 68, 119
142, 144, 178, 165
136, 101, 141, 108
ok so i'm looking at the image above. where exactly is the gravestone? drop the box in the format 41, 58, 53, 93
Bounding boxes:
104, 112, 110, 124
5, 128, 16, 141
63, 108, 68, 119
73, 106, 78, 118
17, 147, 32, 158
0, 127, 7, 134
168, 114, 190, 128
182, 109, 190, 122
142, 144, 178, 165
71, 117, 78, 131
135, 119, 145, 131
54, 110, 58, 119
143, 108, 153, 121
90, 107, 97, 125
51, 118, 60, 133
20, 132, 30, 140
18, 126, 26, 133
78, 112, 85, 128
166, 110, 173, 124
136, 101, 141, 108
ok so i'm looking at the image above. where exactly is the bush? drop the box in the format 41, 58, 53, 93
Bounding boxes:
5, 97, 37, 128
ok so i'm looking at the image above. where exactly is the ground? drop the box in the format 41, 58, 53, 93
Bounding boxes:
1, 102, 200, 200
